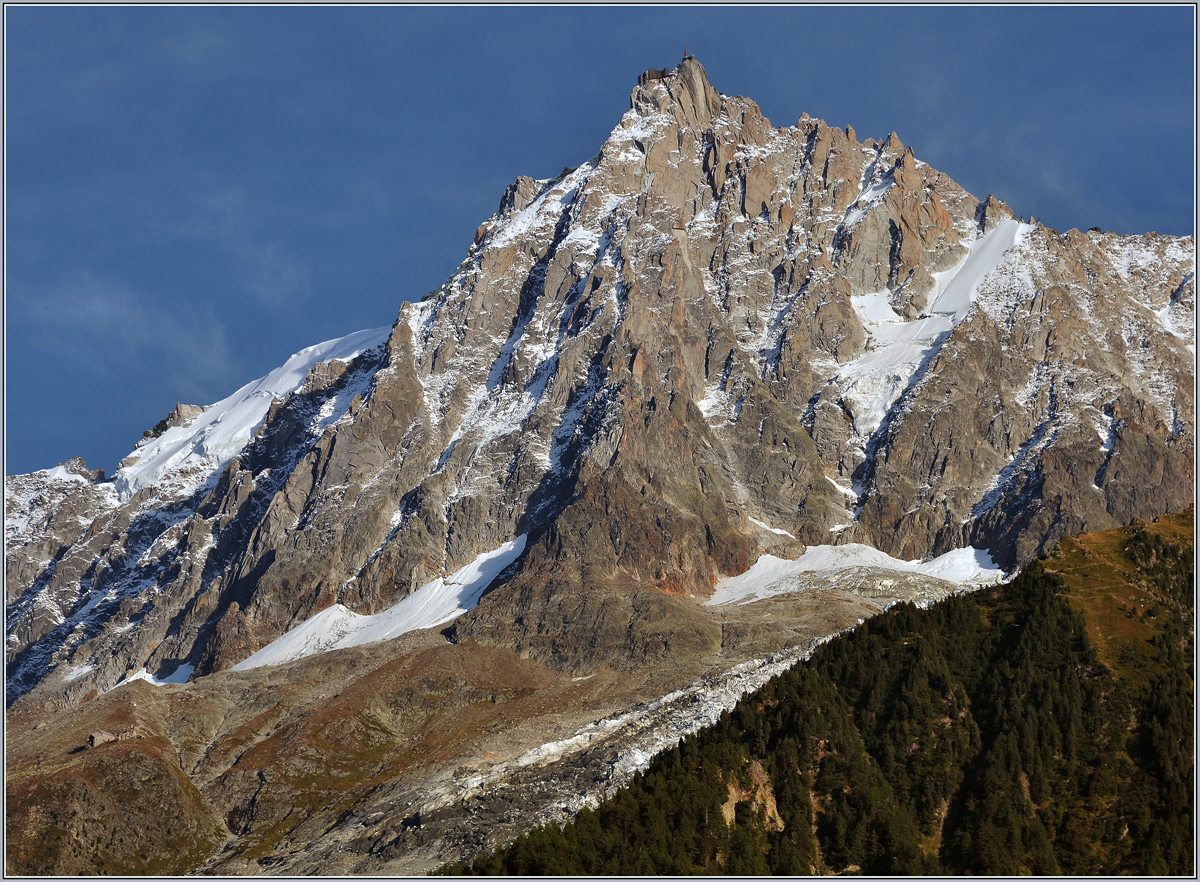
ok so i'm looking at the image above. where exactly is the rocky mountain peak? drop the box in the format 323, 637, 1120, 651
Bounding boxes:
5, 60, 1193, 712
977, 193, 1016, 232
631, 55, 720, 127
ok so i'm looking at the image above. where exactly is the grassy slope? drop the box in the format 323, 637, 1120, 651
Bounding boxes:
5, 633, 655, 875
1042, 508, 1193, 689
4, 680, 227, 875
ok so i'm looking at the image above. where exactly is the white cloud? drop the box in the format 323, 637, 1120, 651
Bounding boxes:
9, 272, 239, 406
187, 185, 316, 308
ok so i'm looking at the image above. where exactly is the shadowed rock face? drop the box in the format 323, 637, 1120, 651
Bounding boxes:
6, 57, 1194, 708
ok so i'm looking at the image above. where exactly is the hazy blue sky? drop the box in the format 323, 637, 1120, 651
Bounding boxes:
6, 6, 1195, 476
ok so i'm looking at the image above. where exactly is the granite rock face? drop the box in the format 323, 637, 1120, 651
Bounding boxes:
6, 57, 1194, 708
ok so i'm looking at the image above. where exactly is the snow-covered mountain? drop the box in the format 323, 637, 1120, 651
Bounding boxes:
7, 56, 1193, 709
113, 327, 393, 501
4, 56, 1194, 874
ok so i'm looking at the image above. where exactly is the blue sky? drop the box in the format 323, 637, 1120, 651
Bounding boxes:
5, 6, 1195, 476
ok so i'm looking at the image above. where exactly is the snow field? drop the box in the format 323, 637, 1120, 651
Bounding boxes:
112, 326, 392, 500
706, 542, 1004, 606
232, 535, 527, 671
838, 219, 1027, 437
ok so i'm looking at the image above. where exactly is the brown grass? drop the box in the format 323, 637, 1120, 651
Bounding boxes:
1041, 508, 1193, 689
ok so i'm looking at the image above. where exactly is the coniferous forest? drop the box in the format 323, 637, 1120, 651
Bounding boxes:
443, 513, 1193, 875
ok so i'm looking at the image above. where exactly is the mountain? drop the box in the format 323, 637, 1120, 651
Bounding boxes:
5, 57, 1194, 874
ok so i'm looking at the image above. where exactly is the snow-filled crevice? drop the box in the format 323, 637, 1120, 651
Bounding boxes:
970, 385, 1065, 522
754, 279, 810, 381
1089, 407, 1123, 490
1154, 270, 1195, 345
833, 148, 894, 246
486, 265, 551, 394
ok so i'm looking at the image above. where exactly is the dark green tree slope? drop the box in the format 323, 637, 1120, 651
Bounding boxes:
443, 514, 1193, 875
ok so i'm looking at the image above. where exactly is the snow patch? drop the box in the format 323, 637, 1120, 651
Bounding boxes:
850, 287, 904, 324
43, 465, 88, 483
706, 543, 1004, 606
233, 535, 527, 671
824, 474, 858, 501
62, 664, 94, 682
1090, 408, 1117, 453
696, 383, 727, 419
914, 547, 1004, 583
748, 517, 796, 539
113, 662, 194, 690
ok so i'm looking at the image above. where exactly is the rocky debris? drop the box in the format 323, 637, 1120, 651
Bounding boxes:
249, 565, 963, 875
6, 544, 970, 877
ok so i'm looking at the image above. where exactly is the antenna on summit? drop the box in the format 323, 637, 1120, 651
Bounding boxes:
684, 43, 689, 59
